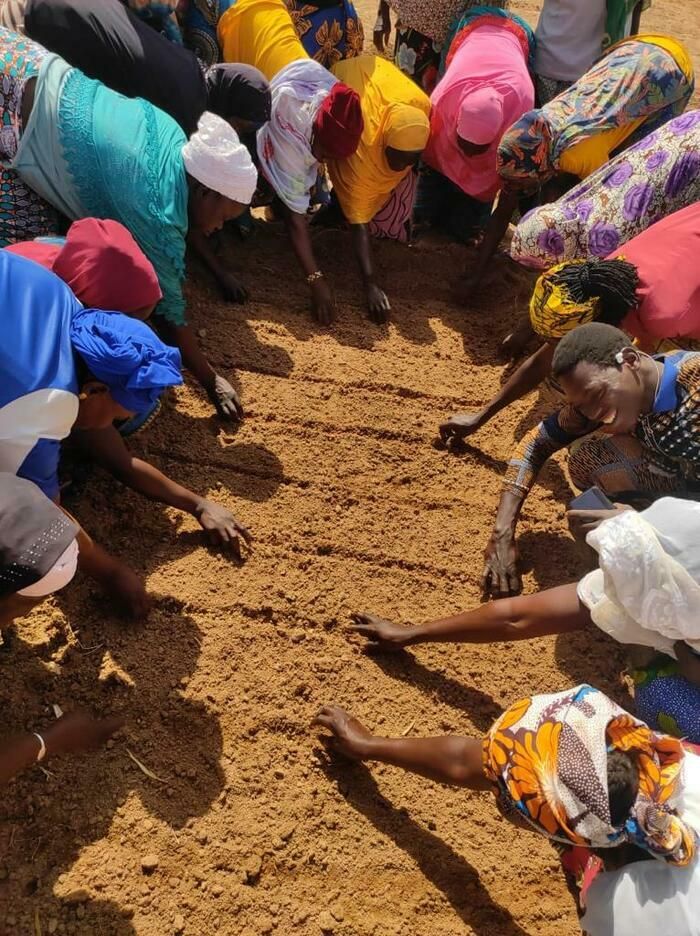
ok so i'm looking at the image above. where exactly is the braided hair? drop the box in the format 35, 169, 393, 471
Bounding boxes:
552, 259, 640, 327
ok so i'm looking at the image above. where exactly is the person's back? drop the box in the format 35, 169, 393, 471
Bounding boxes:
25, 0, 207, 134
0, 251, 79, 496
615, 203, 700, 344
328, 54, 430, 223
218, 0, 308, 80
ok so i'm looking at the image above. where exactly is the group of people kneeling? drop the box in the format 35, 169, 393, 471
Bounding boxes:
1, 0, 699, 933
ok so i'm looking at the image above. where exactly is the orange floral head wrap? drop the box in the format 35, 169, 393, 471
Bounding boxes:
483, 685, 696, 866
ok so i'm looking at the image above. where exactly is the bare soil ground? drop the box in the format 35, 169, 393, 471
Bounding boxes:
1, 2, 697, 934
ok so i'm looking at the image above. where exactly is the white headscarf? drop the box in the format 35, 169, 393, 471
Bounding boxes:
256, 59, 337, 215
577, 498, 700, 657
182, 112, 258, 205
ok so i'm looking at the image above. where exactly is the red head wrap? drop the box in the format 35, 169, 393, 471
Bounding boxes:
313, 82, 364, 160
7, 218, 162, 316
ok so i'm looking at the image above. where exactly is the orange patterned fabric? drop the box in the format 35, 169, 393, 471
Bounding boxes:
483, 685, 696, 865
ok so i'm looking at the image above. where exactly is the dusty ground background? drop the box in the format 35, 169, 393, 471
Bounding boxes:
1, 2, 698, 934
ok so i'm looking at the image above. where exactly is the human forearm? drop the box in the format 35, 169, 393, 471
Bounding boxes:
492, 488, 523, 536
359, 735, 490, 788
188, 228, 225, 278
0, 734, 43, 786
74, 427, 202, 514
399, 583, 585, 647
313, 706, 490, 789
283, 206, 321, 277
0, 712, 123, 786
480, 343, 554, 423
283, 205, 335, 322
350, 222, 391, 321
503, 406, 589, 500
350, 223, 374, 284
74, 527, 149, 617
469, 190, 518, 283
111, 457, 203, 515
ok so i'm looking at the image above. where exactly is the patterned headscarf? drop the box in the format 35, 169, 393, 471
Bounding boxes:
483, 685, 696, 866
529, 261, 599, 338
497, 110, 554, 184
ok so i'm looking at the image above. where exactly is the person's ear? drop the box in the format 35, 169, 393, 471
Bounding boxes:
617, 347, 640, 370
78, 380, 109, 400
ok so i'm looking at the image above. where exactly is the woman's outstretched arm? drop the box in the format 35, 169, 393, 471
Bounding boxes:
313, 706, 491, 789
349, 582, 588, 650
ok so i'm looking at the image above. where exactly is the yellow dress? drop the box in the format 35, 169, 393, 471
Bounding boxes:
328, 55, 431, 225
218, 0, 308, 80
558, 118, 646, 178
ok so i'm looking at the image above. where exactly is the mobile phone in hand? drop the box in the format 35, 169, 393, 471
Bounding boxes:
569, 486, 615, 511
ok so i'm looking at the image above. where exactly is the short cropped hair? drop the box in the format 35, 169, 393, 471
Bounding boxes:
607, 749, 640, 826
551, 322, 630, 379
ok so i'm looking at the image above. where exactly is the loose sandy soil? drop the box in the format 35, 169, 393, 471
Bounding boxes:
1, 2, 697, 934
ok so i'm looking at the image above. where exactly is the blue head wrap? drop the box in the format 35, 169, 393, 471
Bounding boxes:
70, 309, 182, 414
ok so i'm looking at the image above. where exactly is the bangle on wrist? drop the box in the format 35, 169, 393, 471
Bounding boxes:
33, 732, 47, 762
306, 270, 324, 285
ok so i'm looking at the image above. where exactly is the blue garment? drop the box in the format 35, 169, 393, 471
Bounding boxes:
286, 1, 364, 68
633, 655, 700, 743
652, 351, 691, 413
181, 0, 362, 67
70, 308, 182, 414
181, 0, 236, 66
0, 251, 183, 498
129, 2, 184, 45
0, 251, 80, 498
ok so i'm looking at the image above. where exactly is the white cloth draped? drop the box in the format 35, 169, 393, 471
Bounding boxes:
581, 752, 700, 936
256, 59, 337, 214
577, 499, 700, 658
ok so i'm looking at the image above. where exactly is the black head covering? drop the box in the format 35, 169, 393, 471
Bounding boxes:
0, 475, 79, 598
204, 64, 272, 128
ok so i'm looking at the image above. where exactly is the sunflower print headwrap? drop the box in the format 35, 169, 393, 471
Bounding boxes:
483, 685, 696, 866
529, 260, 600, 338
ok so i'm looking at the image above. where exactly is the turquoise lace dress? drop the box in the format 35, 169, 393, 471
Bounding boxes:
10, 43, 190, 326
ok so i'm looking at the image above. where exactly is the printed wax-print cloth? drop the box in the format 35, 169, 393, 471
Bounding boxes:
510, 110, 700, 270
0, 27, 58, 244
483, 684, 696, 865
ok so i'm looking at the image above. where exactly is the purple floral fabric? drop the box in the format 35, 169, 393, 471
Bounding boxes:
511, 109, 700, 269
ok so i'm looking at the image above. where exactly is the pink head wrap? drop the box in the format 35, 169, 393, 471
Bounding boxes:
457, 88, 505, 145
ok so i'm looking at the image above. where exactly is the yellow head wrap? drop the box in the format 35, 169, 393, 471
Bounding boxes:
384, 103, 431, 153
529, 260, 600, 338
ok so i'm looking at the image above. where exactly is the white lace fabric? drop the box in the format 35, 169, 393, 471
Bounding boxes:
577, 499, 700, 657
